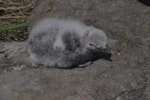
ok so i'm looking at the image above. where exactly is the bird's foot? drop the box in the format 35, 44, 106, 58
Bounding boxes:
78, 61, 93, 68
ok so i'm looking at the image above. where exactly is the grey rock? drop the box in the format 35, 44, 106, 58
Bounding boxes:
0, 0, 150, 100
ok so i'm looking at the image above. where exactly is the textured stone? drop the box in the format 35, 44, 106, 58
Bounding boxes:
0, 0, 150, 100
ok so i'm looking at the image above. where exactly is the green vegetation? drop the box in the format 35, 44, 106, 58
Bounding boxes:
0, 23, 28, 31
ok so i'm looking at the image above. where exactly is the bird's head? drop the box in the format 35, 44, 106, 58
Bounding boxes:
83, 27, 112, 61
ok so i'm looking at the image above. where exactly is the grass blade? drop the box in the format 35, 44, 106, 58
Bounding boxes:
0, 23, 28, 31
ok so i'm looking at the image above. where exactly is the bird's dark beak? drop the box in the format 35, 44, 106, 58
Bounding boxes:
100, 48, 112, 62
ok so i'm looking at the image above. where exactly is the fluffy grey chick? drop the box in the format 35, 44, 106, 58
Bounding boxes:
28, 18, 111, 68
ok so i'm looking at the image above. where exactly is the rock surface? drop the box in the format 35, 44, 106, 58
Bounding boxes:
0, 0, 150, 100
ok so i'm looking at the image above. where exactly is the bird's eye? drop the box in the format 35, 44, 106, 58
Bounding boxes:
89, 43, 94, 46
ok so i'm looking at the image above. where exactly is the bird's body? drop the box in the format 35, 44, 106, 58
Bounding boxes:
28, 18, 111, 68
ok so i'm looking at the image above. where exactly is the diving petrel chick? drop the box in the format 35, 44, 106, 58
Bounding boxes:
28, 18, 112, 68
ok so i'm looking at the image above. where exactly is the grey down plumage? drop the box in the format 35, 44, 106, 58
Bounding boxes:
28, 18, 111, 68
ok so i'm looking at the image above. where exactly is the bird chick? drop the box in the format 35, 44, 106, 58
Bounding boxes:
28, 18, 111, 68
